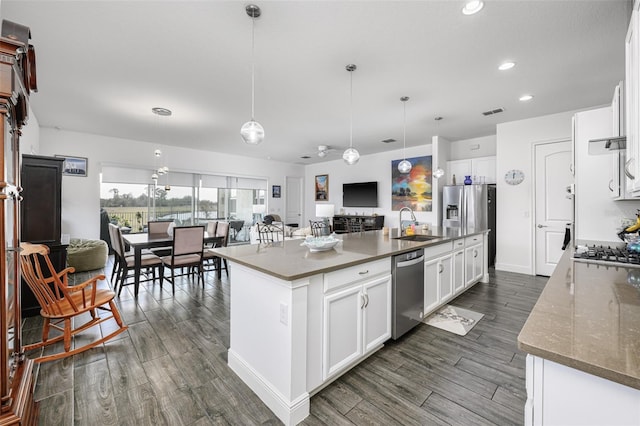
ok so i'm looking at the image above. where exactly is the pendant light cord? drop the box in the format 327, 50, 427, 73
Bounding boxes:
403, 100, 407, 160
349, 70, 353, 149
251, 14, 256, 121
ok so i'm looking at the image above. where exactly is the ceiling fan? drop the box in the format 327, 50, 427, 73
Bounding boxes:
301, 145, 339, 160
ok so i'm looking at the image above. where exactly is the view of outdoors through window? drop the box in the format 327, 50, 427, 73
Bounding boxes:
100, 177, 266, 242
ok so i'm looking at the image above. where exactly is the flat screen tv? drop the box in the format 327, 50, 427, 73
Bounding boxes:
343, 181, 378, 207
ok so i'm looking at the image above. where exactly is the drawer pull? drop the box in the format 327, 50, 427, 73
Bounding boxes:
358, 270, 369, 275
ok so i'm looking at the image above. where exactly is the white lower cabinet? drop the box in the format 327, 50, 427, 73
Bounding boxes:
424, 246, 453, 316
323, 273, 391, 380
453, 248, 465, 294
465, 235, 484, 287
525, 355, 640, 426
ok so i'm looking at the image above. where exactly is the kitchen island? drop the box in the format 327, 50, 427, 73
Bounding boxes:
518, 250, 640, 425
211, 228, 488, 425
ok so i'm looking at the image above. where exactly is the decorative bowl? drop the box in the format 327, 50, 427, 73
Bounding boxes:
300, 235, 341, 252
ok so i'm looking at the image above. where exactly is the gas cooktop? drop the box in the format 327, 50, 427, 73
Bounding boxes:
573, 244, 640, 267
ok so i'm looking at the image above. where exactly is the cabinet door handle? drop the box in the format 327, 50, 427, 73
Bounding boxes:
474, 250, 478, 258
438, 264, 444, 273
625, 158, 635, 180
360, 293, 366, 309
364, 294, 369, 308
609, 179, 614, 192
358, 270, 369, 275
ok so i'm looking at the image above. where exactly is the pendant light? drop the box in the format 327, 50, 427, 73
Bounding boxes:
342, 64, 360, 165
432, 116, 445, 179
240, 4, 265, 145
398, 96, 412, 174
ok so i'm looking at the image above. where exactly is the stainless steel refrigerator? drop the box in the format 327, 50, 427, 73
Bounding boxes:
442, 184, 496, 266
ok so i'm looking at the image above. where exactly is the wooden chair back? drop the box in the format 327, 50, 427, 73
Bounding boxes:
20, 243, 77, 317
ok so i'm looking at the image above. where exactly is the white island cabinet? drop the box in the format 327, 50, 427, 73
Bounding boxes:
323, 259, 391, 380
215, 229, 489, 425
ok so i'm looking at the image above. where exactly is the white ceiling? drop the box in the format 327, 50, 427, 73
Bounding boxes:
1, 0, 632, 165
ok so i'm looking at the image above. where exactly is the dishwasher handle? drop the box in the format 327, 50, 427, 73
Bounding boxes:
396, 255, 425, 268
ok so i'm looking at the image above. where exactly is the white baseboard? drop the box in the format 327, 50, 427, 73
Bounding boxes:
228, 349, 310, 426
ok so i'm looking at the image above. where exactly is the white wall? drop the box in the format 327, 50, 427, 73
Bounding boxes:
37, 128, 304, 239
19, 105, 39, 156
496, 110, 579, 274
304, 144, 435, 230
449, 135, 496, 160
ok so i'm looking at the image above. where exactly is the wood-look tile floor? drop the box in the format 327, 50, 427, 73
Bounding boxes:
23, 258, 547, 425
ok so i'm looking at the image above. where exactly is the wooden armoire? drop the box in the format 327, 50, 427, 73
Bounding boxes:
0, 20, 39, 425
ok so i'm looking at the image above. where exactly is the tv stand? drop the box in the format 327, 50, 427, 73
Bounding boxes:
333, 215, 384, 234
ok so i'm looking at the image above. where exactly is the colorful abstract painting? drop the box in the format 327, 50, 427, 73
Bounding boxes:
391, 155, 433, 211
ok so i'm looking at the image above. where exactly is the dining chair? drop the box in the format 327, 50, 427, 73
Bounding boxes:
148, 220, 174, 257
309, 220, 330, 237
109, 223, 163, 296
257, 222, 285, 243
203, 221, 229, 278
160, 225, 205, 292
19, 242, 128, 363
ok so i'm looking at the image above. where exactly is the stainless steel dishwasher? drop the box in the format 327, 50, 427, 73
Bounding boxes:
392, 248, 425, 339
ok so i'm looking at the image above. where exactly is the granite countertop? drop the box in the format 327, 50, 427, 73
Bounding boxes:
518, 250, 640, 390
211, 227, 486, 281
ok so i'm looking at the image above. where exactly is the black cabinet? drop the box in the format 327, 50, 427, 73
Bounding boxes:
333, 215, 384, 234
21, 154, 67, 317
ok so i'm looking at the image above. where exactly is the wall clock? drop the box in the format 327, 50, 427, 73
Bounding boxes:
505, 169, 525, 185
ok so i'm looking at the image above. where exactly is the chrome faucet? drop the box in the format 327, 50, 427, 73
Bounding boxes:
398, 206, 417, 236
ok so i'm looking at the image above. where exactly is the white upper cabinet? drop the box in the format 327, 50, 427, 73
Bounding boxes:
446, 156, 496, 185
626, 3, 640, 195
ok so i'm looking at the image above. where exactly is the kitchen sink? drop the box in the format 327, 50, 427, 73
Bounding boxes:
392, 235, 440, 242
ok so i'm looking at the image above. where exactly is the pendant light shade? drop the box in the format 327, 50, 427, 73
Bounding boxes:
241, 4, 264, 145
398, 159, 412, 174
240, 120, 265, 145
343, 148, 360, 165
398, 96, 412, 174
343, 64, 360, 165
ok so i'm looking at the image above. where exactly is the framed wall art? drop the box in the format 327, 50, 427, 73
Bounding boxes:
55, 155, 88, 177
391, 155, 433, 211
272, 185, 281, 198
315, 174, 328, 201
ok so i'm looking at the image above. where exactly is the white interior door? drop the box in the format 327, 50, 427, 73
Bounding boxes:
285, 176, 303, 226
535, 140, 573, 276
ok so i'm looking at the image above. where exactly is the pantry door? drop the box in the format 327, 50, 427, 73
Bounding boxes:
534, 140, 573, 276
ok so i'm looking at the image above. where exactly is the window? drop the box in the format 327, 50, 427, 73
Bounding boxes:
100, 167, 267, 239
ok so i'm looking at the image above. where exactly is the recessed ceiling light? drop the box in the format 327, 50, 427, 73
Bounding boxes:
499, 61, 516, 71
519, 94, 534, 102
462, 0, 484, 15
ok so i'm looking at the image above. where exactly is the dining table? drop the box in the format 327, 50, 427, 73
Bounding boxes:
122, 230, 223, 296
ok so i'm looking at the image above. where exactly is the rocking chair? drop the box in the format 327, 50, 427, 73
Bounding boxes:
19, 242, 128, 363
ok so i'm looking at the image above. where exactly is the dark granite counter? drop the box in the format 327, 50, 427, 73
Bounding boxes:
518, 250, 640, 390
211, 227, 486, 281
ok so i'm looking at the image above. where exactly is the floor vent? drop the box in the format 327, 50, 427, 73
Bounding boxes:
482, 107, 505, 116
